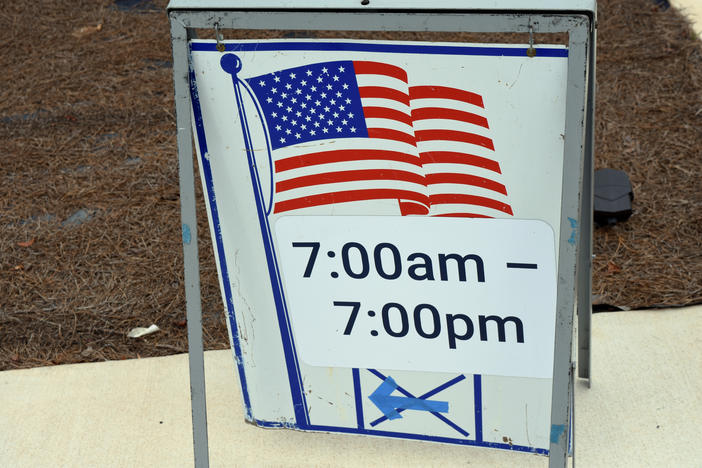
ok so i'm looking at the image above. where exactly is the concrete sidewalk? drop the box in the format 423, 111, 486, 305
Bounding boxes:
2, 307, 700, 467
672, 0, 702, 37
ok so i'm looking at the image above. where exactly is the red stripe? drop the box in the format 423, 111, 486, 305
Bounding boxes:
416, 130, 494, 151
276, 169, 426, 193
359, 86, 410, 106
274, 189, 430, 213
368, 128, 416, 146
419, 151, 501, 173
411, 107, 489, 128
275, 149, 422, 172
425, 173, 507, 195
409, 86, 484, 108
353, 61, 408, 82
429, 194, 513, 215
400, 201, 430, 215
363, 106, 413, 126
432, 213, 493, 218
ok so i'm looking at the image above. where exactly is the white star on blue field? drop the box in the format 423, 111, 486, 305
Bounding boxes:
247, 60, 369, 150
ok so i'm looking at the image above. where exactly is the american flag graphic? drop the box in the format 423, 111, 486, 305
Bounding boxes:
243, 59, 513, 218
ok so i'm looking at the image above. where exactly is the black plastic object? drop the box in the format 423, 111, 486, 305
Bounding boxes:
651, 0, 670, 11
594, 168, 633, 226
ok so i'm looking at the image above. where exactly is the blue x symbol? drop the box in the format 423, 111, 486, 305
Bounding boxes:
366, 369, 470, 437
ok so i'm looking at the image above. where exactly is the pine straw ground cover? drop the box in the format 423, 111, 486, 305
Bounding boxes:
1, 0, 700, 370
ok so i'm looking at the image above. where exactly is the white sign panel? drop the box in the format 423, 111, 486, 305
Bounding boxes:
189, 38, 568, 454
275, 216, 556, 378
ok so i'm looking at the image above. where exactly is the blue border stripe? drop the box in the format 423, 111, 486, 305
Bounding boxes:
191, 41, 568, 57
188, 66, 254, 419
252, 419, 548, 455
473, 374, 483, 443
352, 368, 364, 430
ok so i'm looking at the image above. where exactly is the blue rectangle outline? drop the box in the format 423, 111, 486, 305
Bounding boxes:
188, 40, 552, 454
473, 374, 483, 443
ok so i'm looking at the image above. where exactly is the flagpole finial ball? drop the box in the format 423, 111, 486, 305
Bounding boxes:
220, 54, 242, 76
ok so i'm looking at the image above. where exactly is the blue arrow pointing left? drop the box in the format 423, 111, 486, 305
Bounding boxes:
368, 376, 449, 420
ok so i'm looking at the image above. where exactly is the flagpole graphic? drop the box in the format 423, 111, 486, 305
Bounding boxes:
219, 53, 309, 426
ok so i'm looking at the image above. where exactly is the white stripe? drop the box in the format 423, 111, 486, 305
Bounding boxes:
275, 179, 427, 202
410, 97, 487, 116
412, 119, 492, 139
279, 160, 424, 180
365, 118, 415, 134
421, 163, 503, 182
274, 136, 419, 160
356, 74, 408, 90
276, 199, 404, 216
360, 97, 412, 115
429, 204, 509, 218
417, 140, 495, 158
426, 183, 509, 203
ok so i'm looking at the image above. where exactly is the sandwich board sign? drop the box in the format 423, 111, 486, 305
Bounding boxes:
168, 2, 596, 467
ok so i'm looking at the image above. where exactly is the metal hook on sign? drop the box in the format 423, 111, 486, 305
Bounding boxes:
527, 24, 536, 58
215, 23, 225, 53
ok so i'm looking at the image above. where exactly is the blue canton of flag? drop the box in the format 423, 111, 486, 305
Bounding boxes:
246, 61, 369, 150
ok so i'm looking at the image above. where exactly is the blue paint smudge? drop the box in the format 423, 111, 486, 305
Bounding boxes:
550, 424, 566, 444
368, 376, 449, 421
568, 232, 577, 245
182, 223, 191, 245
567, 217, 578, 246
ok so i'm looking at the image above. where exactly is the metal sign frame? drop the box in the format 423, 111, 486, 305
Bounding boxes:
168, 3, 595, 467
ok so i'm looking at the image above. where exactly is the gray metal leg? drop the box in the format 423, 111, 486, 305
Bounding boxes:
170, 14, 210, 468
549, 18, 590, 468
577, 23, 596, 386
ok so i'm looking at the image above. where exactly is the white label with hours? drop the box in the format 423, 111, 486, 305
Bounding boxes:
274, 216, 557, 379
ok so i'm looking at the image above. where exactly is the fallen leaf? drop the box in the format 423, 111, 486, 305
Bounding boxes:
11, 353, 20, 362
174, 319, 187, 328
17, 238, 35, 248
607, 261, 622, 273
127, 324, 160, 338
12, 264, 24, 271
71, 23, 103, 38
